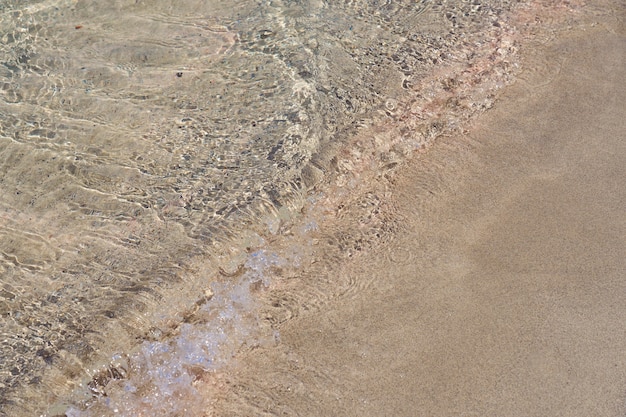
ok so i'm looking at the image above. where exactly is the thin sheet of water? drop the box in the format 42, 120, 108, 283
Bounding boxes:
0, 0, 568, 414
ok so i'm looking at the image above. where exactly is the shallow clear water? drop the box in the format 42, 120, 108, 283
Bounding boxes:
0, 0, 570, 415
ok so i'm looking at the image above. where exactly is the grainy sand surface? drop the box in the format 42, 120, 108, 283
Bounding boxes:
210, 11, 626, 417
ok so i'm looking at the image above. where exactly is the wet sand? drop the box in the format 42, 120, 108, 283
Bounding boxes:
210, 11, 626, 417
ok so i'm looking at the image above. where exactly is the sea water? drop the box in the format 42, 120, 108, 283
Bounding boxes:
0, 0, 579, 415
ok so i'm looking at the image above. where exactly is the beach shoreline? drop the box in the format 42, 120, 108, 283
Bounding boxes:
203, 5, 626, 416
1, 1, 622, 415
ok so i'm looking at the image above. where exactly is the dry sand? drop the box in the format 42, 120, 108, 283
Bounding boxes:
209, 10, 626, 417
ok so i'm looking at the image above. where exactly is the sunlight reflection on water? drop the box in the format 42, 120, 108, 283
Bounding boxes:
0, 0, 578, 414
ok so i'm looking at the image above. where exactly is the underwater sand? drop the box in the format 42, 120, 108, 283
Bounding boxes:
1, 1, 624, 415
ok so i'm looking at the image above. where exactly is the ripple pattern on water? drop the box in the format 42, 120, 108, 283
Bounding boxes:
0, 0, 580, 414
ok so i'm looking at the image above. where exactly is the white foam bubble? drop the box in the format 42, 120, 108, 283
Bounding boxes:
66, 249, 286, 416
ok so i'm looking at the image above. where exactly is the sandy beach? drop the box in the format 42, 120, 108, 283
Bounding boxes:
3, 1, 625, 415
208, 8, 626, 417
